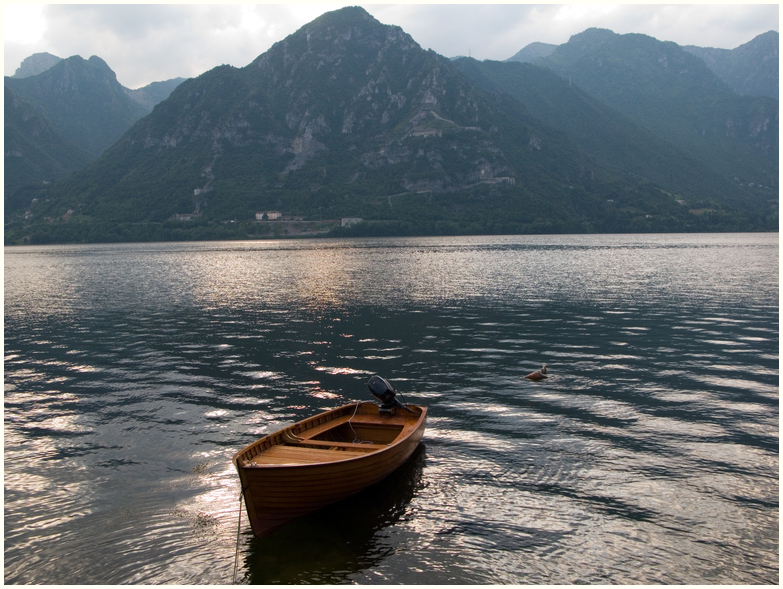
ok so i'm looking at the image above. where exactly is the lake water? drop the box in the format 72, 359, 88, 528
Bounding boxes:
4, 233, 778, 584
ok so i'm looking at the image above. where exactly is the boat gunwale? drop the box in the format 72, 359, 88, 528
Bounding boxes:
232, 401, 426, 470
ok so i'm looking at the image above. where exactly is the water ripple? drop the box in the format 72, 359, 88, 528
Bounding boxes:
4, 234, 778, 584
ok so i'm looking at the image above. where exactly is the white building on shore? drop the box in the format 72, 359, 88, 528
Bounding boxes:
256, 211, 281, 221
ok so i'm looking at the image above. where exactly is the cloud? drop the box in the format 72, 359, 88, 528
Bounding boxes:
367, 4, 559, 58
366, 4, 779, 60
4, 4, 47, 44
5, 4, 341, 87
586, 4, 780, 49
3, 4, 779, 89
32, 5, 305, 85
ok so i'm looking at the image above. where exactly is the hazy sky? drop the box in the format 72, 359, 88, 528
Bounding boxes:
4, 3, 779, 89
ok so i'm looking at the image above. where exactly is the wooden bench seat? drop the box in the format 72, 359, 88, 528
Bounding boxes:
242, 444, 369, 466
294, 439, 387, 451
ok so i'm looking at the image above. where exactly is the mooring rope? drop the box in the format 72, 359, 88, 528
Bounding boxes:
232, 487, 246, 585
347, 400, 362, 443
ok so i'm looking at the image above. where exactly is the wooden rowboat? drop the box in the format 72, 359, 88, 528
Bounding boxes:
233, 391, 426, 538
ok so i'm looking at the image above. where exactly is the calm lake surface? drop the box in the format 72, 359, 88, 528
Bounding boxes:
4, 233, 779, 584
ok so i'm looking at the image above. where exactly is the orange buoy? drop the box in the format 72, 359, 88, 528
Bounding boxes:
525, 363, 548, 381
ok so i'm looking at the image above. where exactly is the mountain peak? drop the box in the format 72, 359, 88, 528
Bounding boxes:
308, 5, 375, 26
738, 29, 778, 49
87, 55, 113, 71
252, 4, 412, 69
5, 54, 148, 158
566, 27, 617, 47
13, 52, 63, 78
506, 42, 558, 63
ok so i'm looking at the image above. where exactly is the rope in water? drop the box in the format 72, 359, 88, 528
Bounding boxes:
232, 487, 246, 584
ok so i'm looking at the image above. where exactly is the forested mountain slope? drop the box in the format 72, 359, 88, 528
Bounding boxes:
535, 28, 778, 192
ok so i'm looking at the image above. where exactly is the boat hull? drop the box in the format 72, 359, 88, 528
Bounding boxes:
233, 402, 426, 538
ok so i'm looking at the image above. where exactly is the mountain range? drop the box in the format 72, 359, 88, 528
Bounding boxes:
5, 54, 185, 198
4, 7, 778, 244
510, 28, 778, 201
508, 28, 778, 101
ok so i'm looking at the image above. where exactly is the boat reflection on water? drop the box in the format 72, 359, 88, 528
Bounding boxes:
239, 444, 427, 584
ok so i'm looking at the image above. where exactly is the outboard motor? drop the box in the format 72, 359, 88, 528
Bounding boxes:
367, 375, 413, 414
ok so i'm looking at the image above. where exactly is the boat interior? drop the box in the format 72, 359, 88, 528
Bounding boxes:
238, 410, 413, 467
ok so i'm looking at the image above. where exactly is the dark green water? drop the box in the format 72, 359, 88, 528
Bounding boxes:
4, 234, 778, 584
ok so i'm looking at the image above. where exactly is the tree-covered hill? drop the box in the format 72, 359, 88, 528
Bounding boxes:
683, 30, 778, 100
5, 55, 149, 159
4, 87, 92, 203
4, 55, 187, 214
536, 28, 778, 192
506, 29, 779, 100
453, 58, 755, 208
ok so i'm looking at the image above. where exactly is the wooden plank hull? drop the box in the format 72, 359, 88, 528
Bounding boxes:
233, 401, 427, 538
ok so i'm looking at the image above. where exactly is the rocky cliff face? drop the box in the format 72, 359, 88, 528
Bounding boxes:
267, 7, 506, 186
122, 5, 551, 215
